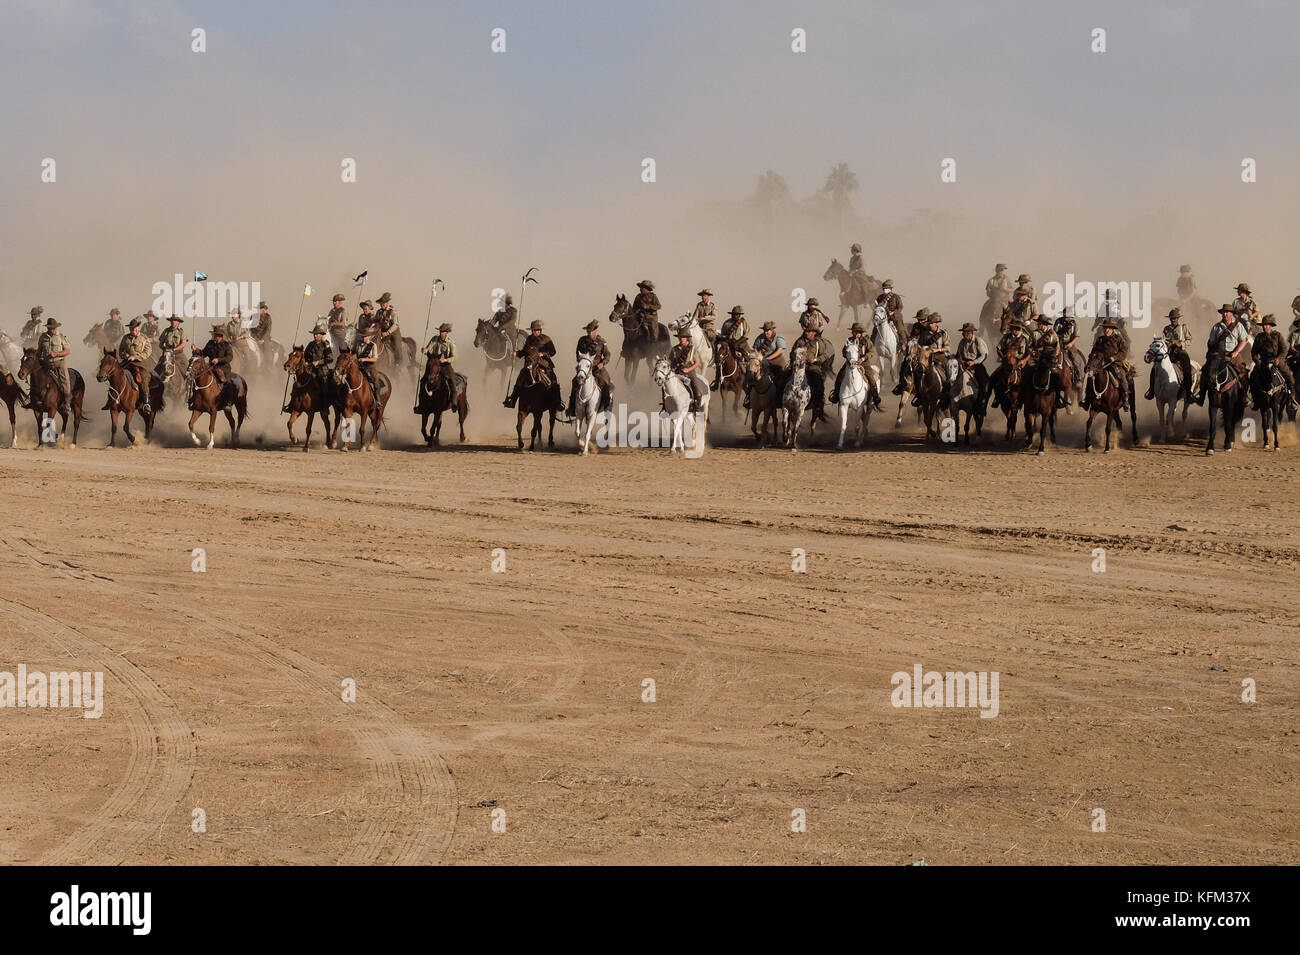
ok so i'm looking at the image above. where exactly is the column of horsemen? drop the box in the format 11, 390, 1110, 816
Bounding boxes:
7, 248, 1300, 445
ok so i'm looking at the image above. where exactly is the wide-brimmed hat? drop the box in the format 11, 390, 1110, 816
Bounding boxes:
995, 263, 1007, 272
530, 320, 543, 330
761, 320, 777, 330
359, 300, 373, 309
143, 309, 157, 319
637, 280, 655, 290
378, 292, 392, 304
1167, 307, 1182, 320
332, 293, 345, 302
168, 314, 183, 322
312, 323, 327, 334
503, 294, 513, 304
850, 322, 866, 333
1101, 318, 1120, 329
1014, 286, 1030, 296
851, 243, 862, 253
1217, 303, 1236, 315
45, 317, 61, 328
729, 305, 744, 316
127, 317, 142, 328
697, 288, 712, 297
1017, 274, 1032, 284
30, 305, 43, 317
676, 327, 692, 338
806, 297, 820, 307
1260, 313, 1277, 326
1179, 265, 1192, 273
928, 313, 942, 324
109, 308, 121, 316
961, 322, 977, 332
438, 322, 452, 332
584, 319, 600, 331
882, 279, 894, 289
1235, 283, 1251, 294
1008, 319, 1023, 329
915, 308, 931, 319
211, 324, 226, 334
1036, 314, 1051, 324
257, 301, 268, 309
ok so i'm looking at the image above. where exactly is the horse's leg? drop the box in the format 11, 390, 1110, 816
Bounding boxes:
516, 407, 526, 450
837, 403, 848, 450
1104, 412, 1113, 453
303, 410, 313, 451
357, 409, 368, 450
108, 407, 118, 447
547, 409, 556, 449
458, 397, 468, 442
6, 403, 14, 448
207, 411, 216, 449
224, 407, 237, 447
188, 409, 203, 446
123, 407, 135, 445
422, 412, 431, 446
287, 409, 300, 445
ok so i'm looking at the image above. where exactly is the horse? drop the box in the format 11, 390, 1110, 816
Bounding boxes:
375, 333, 418, 382
17, 350, 84, 448
894, 344, 922, 428
744, 355, 783, 447
184, 353, 248, 448
871, 307, 899, 389
473, 318, 515, 393
282, 347, 334, 451
156, 349, 190, 404
96, 349, 163, 446
782, 357, 813, 450
993, 350, 1025, 442
0, 369, 23, 447
513, 354, 558, 451
1143, 339, 1198, 444
609, 293, 670, 384
570, 355, 602, 455
671, 314, 716, 400
329, 321, 356, 355
948, 357, 983, 446
1082, 353, 1131, 453
414, 356, 469, 447
823, 259, 882, 328
82, 323, 115, 353
330, 349, 389, 451
835, 341, 876, 450
1204, 359, 1247, 456
1059, 344, 1085, 413
979, 290, 1013, 344
651, 357, 704, 455
912, 349, 947, 440
1249, 359, 1289, 452
0, 332, 22, 374
1020, 360, 1057, 455
711, 339, 745, 419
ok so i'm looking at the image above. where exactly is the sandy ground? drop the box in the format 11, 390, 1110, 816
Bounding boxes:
1, 371, 1297, 865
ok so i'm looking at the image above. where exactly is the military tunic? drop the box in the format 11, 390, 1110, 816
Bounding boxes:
252, 310, 271, 342
424, 336, 457, 363
799, 308, 828, 333
518, 332, 556, 370
998, 329, 1030, 363
37, 329, 72, 400
119, 333, 152, 366
1176, 272, 1197, 300
304, 338, 333, 379
691, 301, 717, 344
157, 325, 186, 373
202, 339, 234, 377
103, 318, 124, 342
633, 291, 661, 338
956, 336, 987, 365
1162, 323, 1193, 349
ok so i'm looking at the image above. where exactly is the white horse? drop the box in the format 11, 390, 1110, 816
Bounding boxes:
836, 340, 876, 449
672, 314, 715, 389
872, 304, 899, 388
0, 332, 21, 373
652, 357, 707, 455
783, 357, 813, 450
572, 355, 602, 454
1144, 338, 1198, 443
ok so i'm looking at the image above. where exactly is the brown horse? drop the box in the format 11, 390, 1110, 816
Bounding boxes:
375, 334, 417, 381
82, 322, 116, 353
993, 351, 1025, 441
331, 349, 389, 451
744, 354, 782, 446
17, 349, 84, 448
96, 349, 163, 446
0, 370, 23, 448
414, 356, 469, 446
283, 347, 333, 451
823, 259, 882, 328
474, 318, 515, 393
1020, 361, 1057, 454
184, 353, 248, 449
608, 293, 670, 384
514, 355, 557, 451
711, 340, 745, 418
1082, 353, 1134, 453
911, 349, 947, 440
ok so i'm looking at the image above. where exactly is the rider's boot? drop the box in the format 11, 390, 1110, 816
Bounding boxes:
1144, 366, 1156, 401
742, 388, 751, 410
17, 387, 30, 409
502, 389, 517, 409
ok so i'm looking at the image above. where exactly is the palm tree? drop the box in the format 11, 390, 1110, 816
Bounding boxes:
820, 163, 859, 235
751, 170, 791, 235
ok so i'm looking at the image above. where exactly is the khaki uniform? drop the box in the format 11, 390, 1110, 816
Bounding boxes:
252, 310, 272, 342
849, 252, 870, 302
998, 329, 1030, 363
669, 340, 706, 407
790, 335, 829, 413
799, 308, 828, 334
103, 318, 124, 342
424, 336, 457, 363
1252, 329, 1296, 398
1233, 297, 1258, 332
720, 316, 751, 355
37, 329, 72, 405
304, 338, 333, 380
507, 332, 560, 410
202, 339, 234, 385
753, 331, 787, 370
986, 273, 1015, 302
492, 305, 518, 345
692, 301, 717, 345
118, 333, 153, 400
576, 335, 612, 388
633, 290, 661, 340
327, 306, 348, 332
156, 325, 186, 374
1176, 272, 1197, 300
355, 339, 379, 392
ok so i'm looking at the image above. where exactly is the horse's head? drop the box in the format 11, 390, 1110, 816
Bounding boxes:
823, 259, 842, 281
473, 318, 489, 347
95, 349, 119, 382
845, 340, 861, 364
1145, 338, 1168, 364
284, 345, 307, 374
651, 357, 670, 384
609, 294, 629, 322
334, 349, 356, 383
18, 348, 37, 380
82, 325, 101, 347
574, 355, 593, 381
423, 353, 446, 383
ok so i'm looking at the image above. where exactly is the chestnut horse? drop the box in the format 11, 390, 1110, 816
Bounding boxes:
331, 349, 389, 451
1082, 353, 1133, 453
711, 339, 745, 418
414, 356, 468, 446
18, 350, 84, 447
184, 353, 248, 448
0, 369, 23, 447
96, 349, 163, 446
283, 346, 333, 451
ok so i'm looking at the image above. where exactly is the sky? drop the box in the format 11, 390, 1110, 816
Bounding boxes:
2, 0, 1298, 342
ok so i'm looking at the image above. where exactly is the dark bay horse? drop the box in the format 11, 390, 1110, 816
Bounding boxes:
96, 349, 163, 446
283, 347, 333, 451
415, 356, 469, 446
0, 369, 23, 448
18, 350, 84, 447
473, 318, 515, 393
514, 355, 557, 451
1083, 354, 1134, 453
712, 340, 745, 418
331, 349, 389, 451
608, 293, 670, 384
744, 355, 782, 446
1249, 360, 1289, 452
1203, 360, 1245, 456
1020, 361, 1057, 454
912, 350, 946, 440
185, 353, 248, 448
993, 352, 1024, 442
823, 259, 882, 328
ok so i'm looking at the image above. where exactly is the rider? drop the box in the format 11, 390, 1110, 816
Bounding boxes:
632, 280, 661, 343
746, 320, 787, 409
1146, 307, 1194, 402
799, 297, 830, 337
1194, 304, 1250, 407
569, 319, 613, 415
1093, 288, 1130, 351
914, 313, 951, 408
491, 294, 519, 347
716, 305, 751, 388
34, 317, 72, 416
986, 264, 1014, 312
375, 292, 403, 365
1084, 318, 1134, 411
201, 324, 235, 403
252, 301, 272, 345
141, 310, 161, 342
789, 325, 830, 421
355, 325, 381, 396
1015, 274, 1037, 310
327, 294, 348, 338
415, 322, 458, 410
989, 318, 1031, 409
1176, 265, 1197, 302
827, 322, 882, 410
104, 307, 125, 345
115, 317, 154, 414
692, 289, 717, 348
284, 323, 334, 412
1028, 314, 1065, 409
155, 314, 188, 383
1002, 286, 1033, 334
1250, 314, 1298, 412
1055, 306, 1083, 390
880, 281, 907, 346
955, 322, 990, 413
356, 300, 378, 337
669, 327, 706, 414
21, 306, 44, 347
503, 319, 561, 413
1232, 282, 1259, 335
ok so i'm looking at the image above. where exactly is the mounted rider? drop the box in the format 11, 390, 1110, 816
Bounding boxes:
1055, 306, 1083, 387
745, 320, 787, 409
799, 297, 830, 337
717, 304, 752, 365
21, 306, 44, 348
374, 292, 404, 366
1084, 318, 1134, 411
200, 324, 235, 403
986, 264, 1014, 313
848, 243, 871, 306
632, 280, 661, 343
283, 322, 333, 413
1015, 274, 1037, 310
1194, 304, 1250, 407
141, 310, 161, 342
417, 322, 461, 409
250, 301, 272, 346
880, 279, 906, 344
827, 322, 882, 410
1001, 286, 1034, 333
788, 325, 830, 422
32, 317, 72, 415
989, 318, 1031, 409
503, 319, 561, 412
355, 325, 381, 396
1250, 314, 1298, 412
155, 314, 188, 382
955, 321, 990, 413
692, 289, 717, 348
103, 307, 125, 345
914, 313, 951, 407
491, 294, 519, 347
1176, 265, 1197, 302
1232, 282, 1258, 335
1145, 307, 1194, 402
568, 318, 613, 415
114, 317, 154, 414
355, 299, 378, 337
669, 327, 707, 413
1028, 314, 1066, 409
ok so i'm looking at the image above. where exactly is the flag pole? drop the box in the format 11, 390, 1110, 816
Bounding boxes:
282, 284, 309, 412
507, 267, 540, 400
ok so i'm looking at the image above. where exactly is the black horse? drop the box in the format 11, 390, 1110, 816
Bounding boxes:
1249, 360, 1290, 451
414, 357, 468, 446
608, 293, 670, 384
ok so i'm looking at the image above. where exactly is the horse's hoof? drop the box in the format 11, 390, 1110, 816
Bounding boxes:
1205, 449, 1214, 456
1036, 450, 1044, 457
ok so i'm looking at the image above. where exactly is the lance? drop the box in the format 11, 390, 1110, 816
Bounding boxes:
282, 283, 310, 411
506, 267, 540, 399
422, 279, 445, 349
